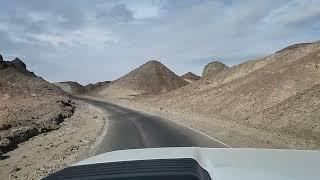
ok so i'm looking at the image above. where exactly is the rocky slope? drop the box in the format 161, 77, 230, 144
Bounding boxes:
202, 61, 229, 77
0, 56, 75, 153
181, 72, 201, 83
98, 60, 188, 98
135, 41, 320, 149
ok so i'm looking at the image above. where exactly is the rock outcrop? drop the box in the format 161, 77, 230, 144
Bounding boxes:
0, 56, 35, 76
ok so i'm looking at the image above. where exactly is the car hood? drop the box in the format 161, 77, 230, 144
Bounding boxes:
73, 147, 320, 180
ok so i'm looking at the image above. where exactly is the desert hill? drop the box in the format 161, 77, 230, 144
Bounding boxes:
0, 55, 75, 153
181, 72, 201, 83
54, 80, 111, 95
85, 81, 111, 94
137, 41, 320, 148
202, 61, 229, 77
98, 60, 188, 98
54, 81, 85, 95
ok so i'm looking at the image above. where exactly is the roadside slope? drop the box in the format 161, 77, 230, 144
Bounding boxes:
0, 56, 75, 153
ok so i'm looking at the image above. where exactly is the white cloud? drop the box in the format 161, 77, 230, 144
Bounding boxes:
120, 0, 162, 19
30, 27, 118, 49
0, 0, 319, 84
262, 0, 320, 26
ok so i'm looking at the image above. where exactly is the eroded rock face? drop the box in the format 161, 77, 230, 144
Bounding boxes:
12, 58, 27, 71
202, 61, 229, 77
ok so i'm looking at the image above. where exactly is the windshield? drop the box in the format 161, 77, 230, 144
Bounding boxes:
0, 0, 319, 179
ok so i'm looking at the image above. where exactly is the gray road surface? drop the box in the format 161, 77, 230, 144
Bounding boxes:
77, 97, 229, 155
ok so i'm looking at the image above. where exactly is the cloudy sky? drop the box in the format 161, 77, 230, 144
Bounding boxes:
0, 0, 319, 84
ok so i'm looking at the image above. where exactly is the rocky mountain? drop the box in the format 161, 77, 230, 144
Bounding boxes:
98, 60, 188, 98
0, 55, 75, 153
181, 72, 201, 83
138, 41, 320, 149
202, 61, 229, 77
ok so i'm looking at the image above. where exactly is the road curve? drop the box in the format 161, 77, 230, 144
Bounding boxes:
76, 97, 229, 155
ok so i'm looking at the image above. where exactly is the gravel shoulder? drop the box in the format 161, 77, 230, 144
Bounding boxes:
0, 100, 108, 180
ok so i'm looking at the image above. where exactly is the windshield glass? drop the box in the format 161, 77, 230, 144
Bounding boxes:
0, 0, 319, 179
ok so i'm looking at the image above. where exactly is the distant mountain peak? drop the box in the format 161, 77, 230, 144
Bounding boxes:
202, 61, 229, 77
101, 60, 188, 95
181, 72, 201, 82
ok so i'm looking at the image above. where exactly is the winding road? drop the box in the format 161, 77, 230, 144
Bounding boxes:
77, 97, 230, 155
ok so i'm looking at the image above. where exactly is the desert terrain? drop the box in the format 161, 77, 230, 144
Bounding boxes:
0, 40, 319, 179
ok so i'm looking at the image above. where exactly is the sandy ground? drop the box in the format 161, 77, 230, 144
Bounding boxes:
0, 100, 108, 180
85, 96, 319, 150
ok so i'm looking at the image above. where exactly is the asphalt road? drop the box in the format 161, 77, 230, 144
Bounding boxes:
77, 97, 229, 155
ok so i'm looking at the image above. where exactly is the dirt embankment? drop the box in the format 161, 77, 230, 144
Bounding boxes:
0, 101, 107, 180
111, 41, 320, 150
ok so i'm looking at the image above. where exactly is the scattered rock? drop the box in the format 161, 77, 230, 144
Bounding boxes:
0, 123, 12, 131
10, 166, 21, 173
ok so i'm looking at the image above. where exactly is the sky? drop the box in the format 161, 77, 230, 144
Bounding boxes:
0, 0, 319, 84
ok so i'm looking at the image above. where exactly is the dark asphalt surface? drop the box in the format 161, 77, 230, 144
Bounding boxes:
76, 97, 229, 155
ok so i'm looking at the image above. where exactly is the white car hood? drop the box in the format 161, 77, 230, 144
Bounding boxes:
74, 147, 320, 180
